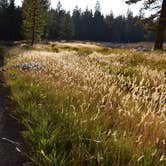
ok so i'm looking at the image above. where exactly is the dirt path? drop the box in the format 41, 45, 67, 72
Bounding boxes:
0, 48, 24, 166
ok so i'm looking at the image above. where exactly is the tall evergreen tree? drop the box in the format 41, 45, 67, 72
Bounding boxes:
7, 0, 17, 40
93, 1, 105, 41
59, 12, 74, 40
47, 9, 58, 39
55, 2, 66, 40
22, 0, 49, 45
80, 8, 93, 40
48, 1, 66, 40
72, 6, 81, 40
0, 0, 8, 40
105, 12, 114, 41
0, 0, 22, 41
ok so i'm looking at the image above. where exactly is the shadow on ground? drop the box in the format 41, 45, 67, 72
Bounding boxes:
0, 47, 25, 166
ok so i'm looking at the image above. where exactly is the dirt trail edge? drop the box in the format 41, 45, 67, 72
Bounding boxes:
0, 47, 24, 166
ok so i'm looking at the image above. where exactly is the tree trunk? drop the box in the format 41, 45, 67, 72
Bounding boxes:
154, 0, 166, 50
31, 29, 35, 46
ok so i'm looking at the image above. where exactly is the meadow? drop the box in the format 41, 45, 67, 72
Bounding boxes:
4, 42, 166, 166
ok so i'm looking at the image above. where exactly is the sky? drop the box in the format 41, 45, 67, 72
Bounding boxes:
15, 0, 143, 16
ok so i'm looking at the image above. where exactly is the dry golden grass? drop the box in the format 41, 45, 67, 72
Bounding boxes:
6, 42, 166, 165
50, 41, 101, 49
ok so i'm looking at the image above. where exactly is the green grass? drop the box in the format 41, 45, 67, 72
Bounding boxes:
5, 70, 159, 166
7, 68, 161, 166
50, 43, 128, 56
51, 43, 93, 56
4, 43, 166, 166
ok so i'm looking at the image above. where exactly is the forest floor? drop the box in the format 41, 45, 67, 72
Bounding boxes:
0, 47, 24, 166
1, 41, 166, 165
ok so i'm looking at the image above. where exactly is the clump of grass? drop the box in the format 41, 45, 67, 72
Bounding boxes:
149, 59, 166, 71
97, 47, 112, 55
51, 43, 93, 56
118, 53, 147, 66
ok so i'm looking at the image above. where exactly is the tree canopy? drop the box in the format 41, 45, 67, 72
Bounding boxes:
22, 0, 50, 45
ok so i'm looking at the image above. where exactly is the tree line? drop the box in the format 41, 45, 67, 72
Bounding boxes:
47, 1, 153, 43
0, 0, 165, 49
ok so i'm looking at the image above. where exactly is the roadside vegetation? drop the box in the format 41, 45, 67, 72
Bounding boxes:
4, 42, 166, 165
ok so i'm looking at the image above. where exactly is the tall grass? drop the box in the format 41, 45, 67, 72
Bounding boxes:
5, 43, 166, 165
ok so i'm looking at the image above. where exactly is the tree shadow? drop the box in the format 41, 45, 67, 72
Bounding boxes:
0, 46, 26, 166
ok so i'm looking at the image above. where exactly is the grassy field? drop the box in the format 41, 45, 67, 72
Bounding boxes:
3, 42, 166, 165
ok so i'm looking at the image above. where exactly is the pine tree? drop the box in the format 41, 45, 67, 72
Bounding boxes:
22, 0, 49, 45
7, 0, 17, 40
0, 0, 8, 40
55, 2, 66, 40
47, 1, 65, 40
126, 0, 166, 50
105, 12, 114, 41
0, 0, 21, 41
72, 6, 81, 40
59, 12, 74, 40
93, 1, 105, 41
80, 8, 93, 40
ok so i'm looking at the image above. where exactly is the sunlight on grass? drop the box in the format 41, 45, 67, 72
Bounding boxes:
4, 42, 166, 165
